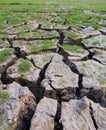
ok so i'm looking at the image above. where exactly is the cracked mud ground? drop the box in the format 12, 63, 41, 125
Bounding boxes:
0, 1, 106, 130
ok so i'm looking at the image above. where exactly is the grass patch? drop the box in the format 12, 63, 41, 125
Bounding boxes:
31, 45, 42, 51
98, 76, 106, 84
20, 73, 27, 79
33, 31, 41, 38
0, 91, 10, 100
65, 31, 80, 38
63, 45, 85, 53
82, 63, 87, 67
0, 49, 13, 62
42, 40, 55, 49
18, 59, 31, 72
31, 40, 55, 51
0, 0, 105, 34
92, 39, 100, 45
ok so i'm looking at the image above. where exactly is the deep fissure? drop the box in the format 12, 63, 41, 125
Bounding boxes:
54, 101, 63, 130
57, 46, 84, 98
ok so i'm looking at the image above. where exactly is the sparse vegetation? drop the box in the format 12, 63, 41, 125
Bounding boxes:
18, 59, 31, 72
31, 45, 42, 51
82, 63, 87, 67
65, 31, 80, 38
63, 45, 86, 53
98, 77, 106, 84
31, 40, 55, 51
0, 49, 13, 62
0, 91, 10, 100
92, 39, 100, 45
20, 73, 27, 79
42, 40, 55, 49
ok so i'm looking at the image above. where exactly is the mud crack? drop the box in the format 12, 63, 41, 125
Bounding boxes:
89, 103, 98, 129
54, 101, 63, 130
80, 42, 106, 65
57, 47, 84, 98
2, 36, 59, 41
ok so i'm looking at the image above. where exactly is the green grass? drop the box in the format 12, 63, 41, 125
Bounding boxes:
31, 40, 55, 51
0, 91, 10, 100
61, 12, 104, 29
18, 59, 31, 72
0, 0, 105, 31
98, 77, 106, 84
0, 49, 13, 62
0, 0, 106, 51
65, 31, 80, 38
82, 63, 87, 67
20, 73, 27, 79
64, 13, 91, 24
92, 39, 100, 45
31, 45, 42, 51
42, 40, 55, 49
63, 45, 86, 53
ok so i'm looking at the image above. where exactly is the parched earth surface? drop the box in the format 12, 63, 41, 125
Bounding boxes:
0, 1, 106, 130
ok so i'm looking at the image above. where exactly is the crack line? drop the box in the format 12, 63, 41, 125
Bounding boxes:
89, 103, 98, 130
